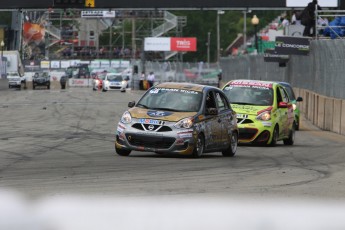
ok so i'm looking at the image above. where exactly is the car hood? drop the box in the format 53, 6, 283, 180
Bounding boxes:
129, 107, 197, 122
231, 104, 273, 115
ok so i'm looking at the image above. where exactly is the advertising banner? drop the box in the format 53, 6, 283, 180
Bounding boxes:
144, 37, 197, 52
264, 49, 289, 63
144, 37, 171, 51
275, 36, 310, 56
170, 37, 197, 51
81, 11, 116, 18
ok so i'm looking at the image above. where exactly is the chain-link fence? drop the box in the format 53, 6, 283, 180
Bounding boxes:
220, 39, 345, 99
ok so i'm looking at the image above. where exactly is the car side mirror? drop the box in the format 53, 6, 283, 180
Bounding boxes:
296, 96, 303, 102
278, 102, 288, 108
206, 108, 218, 115
128, 101, 135, 108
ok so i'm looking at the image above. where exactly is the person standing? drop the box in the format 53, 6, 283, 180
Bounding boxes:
302, 0, 322, 37
147, 72, 155, 88
139, 71, 145, 90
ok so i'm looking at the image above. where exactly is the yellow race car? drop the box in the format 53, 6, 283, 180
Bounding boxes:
222, 79, 295, 146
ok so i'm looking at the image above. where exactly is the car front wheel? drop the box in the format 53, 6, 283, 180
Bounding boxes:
222, 132, 238, 157
192, 133, 204, 158
115, 145, 131, 156
269, 126, 279, 147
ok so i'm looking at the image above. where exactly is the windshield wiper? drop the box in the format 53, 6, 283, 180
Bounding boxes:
136, 103, 149, 109
231, 102, 255, 105
150, 107, 180, 112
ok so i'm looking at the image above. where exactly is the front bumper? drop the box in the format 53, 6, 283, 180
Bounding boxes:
115, 121, 196, 155
237, 118, 274, 144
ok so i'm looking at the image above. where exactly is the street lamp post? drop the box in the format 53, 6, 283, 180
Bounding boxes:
217, 10, 224, 63
207, 32, 210, 65
1, 40, 4, 59
1, 40, 4, 78
251, 15, 259, 53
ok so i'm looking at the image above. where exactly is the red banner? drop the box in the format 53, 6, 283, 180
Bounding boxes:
170, 37, 197, 52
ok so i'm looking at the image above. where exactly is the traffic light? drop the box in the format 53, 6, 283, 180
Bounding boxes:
53, 0, 86, 8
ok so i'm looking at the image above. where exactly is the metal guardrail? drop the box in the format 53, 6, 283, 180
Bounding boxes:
315, 9, 345, 40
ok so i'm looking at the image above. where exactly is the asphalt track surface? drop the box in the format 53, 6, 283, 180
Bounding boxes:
1, 87, 345, 200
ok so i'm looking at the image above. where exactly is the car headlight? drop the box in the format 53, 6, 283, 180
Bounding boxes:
174, 117, 194, 129
257, 111, 271, 121
121, 111, 132, 124
292, 104, 297, 111
95, 79, 99, 84
104, 80, 109, 85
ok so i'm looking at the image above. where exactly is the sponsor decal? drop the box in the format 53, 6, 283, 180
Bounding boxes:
150, 88, 199, 94
139, 118, 165, 125
236, 114, 249, 119
147, 110, 173, 117
262, 121, 273, 127
177, 131, 193, 138
230, 80, 273, 88
117, 126, 125, 133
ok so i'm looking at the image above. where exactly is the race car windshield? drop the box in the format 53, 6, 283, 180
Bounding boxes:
138, 87, 202, 112
107, 75, 123, 81
224, 85, 273, 106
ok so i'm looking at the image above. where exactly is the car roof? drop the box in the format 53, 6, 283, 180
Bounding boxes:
275, 81, 292, 88
155, 82, 216, 92
225, 79, 281, 88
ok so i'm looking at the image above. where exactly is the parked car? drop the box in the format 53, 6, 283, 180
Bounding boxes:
278, 82, 303, 130
222, 79, 295, 146
32, 72, 50, 90
7, 72, 22, 89
102, 73, 129, 92
115, 82, 239, 158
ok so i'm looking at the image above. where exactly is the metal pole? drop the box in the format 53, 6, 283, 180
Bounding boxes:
243, 11, 247, 51
217, 11, 220, 63
207, 31, 210, 65
109, 20, 112, 59
254, 25, 258, 52
132, 17, 136, 59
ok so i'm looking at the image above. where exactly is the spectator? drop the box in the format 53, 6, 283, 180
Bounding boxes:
147, 72, 155, 88
139, 71, 145, 90
302, 0, 322, 37
291, 11, 301, 25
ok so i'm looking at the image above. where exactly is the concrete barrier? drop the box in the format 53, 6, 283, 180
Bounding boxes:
297, 88, 345, 136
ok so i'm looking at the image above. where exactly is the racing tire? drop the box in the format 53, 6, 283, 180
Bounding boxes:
295, 117, 300, 131
222, 132, 238, 157
47, 85, 50, 90
269, 126, 279, 147
33, 85, 35, 90
115, 146, 131, 156
102, 88, 107, 92
192, 133, 204, 158
283, 122, 296, 145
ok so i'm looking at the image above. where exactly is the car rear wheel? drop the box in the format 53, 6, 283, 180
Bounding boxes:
283, 122, 295, 145
115, 145, 131, 156
192, 133, 204, 158
269, 126, 279, 147
222, 132, 238, 157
